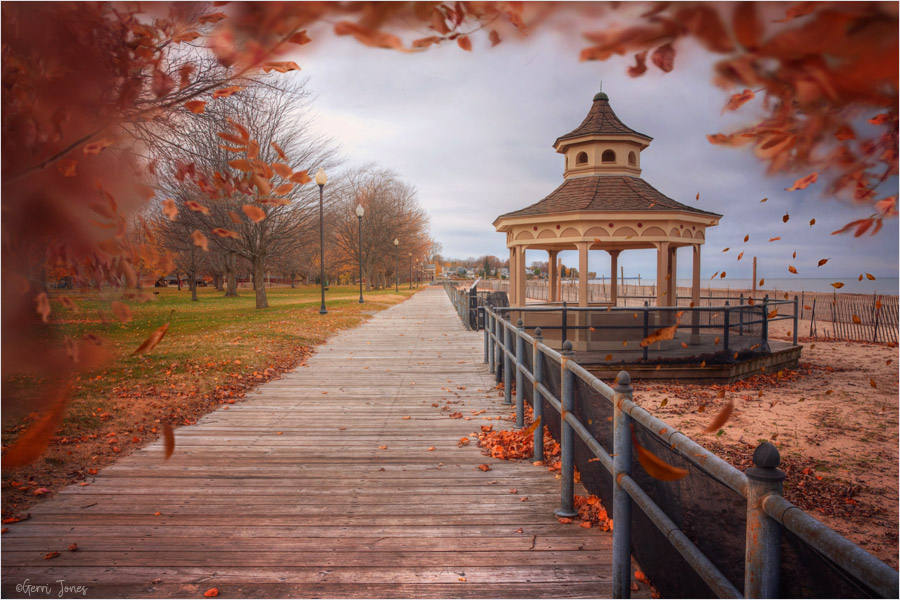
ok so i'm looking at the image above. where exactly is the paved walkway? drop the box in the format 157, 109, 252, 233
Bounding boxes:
3, 287, 617, 598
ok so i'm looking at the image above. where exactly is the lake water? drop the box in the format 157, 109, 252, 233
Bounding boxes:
589, 277, 899, 295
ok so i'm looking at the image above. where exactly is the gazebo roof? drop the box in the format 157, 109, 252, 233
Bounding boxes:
496, 175, 722, 222
554, 92, 652, 148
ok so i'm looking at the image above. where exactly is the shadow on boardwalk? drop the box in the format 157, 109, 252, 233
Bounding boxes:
2, 287, 646, 599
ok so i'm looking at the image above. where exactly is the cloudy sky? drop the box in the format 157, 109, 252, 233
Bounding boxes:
289, 14, 898, 284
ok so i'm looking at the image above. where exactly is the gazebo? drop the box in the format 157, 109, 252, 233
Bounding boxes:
493, 92, 722, 350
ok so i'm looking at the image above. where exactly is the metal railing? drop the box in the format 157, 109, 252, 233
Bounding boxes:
463, 296, 898, 598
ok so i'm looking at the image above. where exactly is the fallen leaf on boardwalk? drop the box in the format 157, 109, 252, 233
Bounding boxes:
515, 527, 524, 534
580, 521, 593, 528
378, 445, 388, 450
427, 446, 436, 451
831, 282, 845, 289
660, 398, 668, 408
557, 517, 573, 524
0, 528, 7, 534
133, 321, 170, 355
477, 464, 491, 471
681, 342, 689, 348
870, 379, 877, 388
162, 421, 174, 460
68, 543, 78, 552
204, 589, 219, 598
605, 354, 613, 361
704, 400, 734, 433
509, 488, 518, 494
44, 552, 60, 560
458, 577, 467, 582
522, 416, 542, 436
458, 437, 470, 446
402, 416, 411, 420
631, 426, 688, 481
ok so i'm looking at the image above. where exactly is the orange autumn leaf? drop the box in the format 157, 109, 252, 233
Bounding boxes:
262, 61, 301, 73
852, 314, 861, 324
767, 309, 778, 318
204, 589, 219, 598
111, 301, 132, 323
242, 204, 266, 223
57, 158, 77, 177
704, 399, 734, 433
83, 137, 116, 155
290, 170, 311, 184
640, 312, 683, 347
788, 265, 798, 274
817, 258, 829, 267
522, 415, 542, 436
768, 237, 780, 242
631, 425, 687, 481
333, 21, 406, 51
457, 35, 473, 51
271, 142, 288, 161
1, 387, 69, 468
743, 234, 749, 242
191, 229, 209, 251
185, 200, 210, 215
782, 213, 790, 223
211, 228, 240, 239
809, 218, 816, 226
162, 421, 175, 460
217, 132, 246, 146
173, 30, 201, 43
44, 551, 60, 560
786, 172, 818, 191
273, 182, 294, 195
228, 210, 242, 225
184, 101, 206, 114
723, 89, 754, 112
831, 282, 845, 289
489, 29, 502, 47
476, 464, 491, 471
132, 321, 170, 355
289, 30, 312, 45
869, 379, 877, 388
228, 159, 254, 172
866, 273, 876, 281
35, 292, 51, 323
271, 163, 293, 179
651, 42, 675, 72
212, 85, 245, 99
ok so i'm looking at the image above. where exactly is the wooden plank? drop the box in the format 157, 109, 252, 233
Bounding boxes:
1, 288, 616, 599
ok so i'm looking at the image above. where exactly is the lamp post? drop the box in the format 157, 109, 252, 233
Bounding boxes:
408, 252, 413, 289
356, 203, 365, 303
393, 238, 399, 292
316, 168, 327, 315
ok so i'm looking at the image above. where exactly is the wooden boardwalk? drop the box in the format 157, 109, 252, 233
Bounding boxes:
2, 287, 624, 599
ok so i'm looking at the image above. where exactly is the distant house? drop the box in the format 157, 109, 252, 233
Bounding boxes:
499, 268, 509, 279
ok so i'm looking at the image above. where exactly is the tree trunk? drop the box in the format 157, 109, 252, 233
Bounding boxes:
214, 274, 224, 292
290, 274, 296, 289
253, 258, 268, 309
224, 254, 238, 297
190, 276, 198, 302
176, 271, 182, 291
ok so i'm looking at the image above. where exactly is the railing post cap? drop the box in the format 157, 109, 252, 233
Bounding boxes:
614, 370, 632, 392
517, 318, 524, 328
534, 327, 543, 338
746, 441, 786, 482
561, 340, 574, 355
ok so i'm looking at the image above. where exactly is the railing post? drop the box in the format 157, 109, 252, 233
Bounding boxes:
642, 301, 649, 361
503, 314, 513, 405
724, 301, 730, 355
561, 301, 568, 346
555, 340, 578, 518
744, 442, 786, 598
532, 327, 544, 462
494, 313, 503, 384
613, 370, 634, 599
488, 310, 495, 374
762, 295, 770, 352
482, 307, 488, 363
792, 295, 799, 346
515, 318, 526, 428
739, 293, 745, 337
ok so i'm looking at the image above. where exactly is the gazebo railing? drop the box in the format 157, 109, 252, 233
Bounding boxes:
470, 300, 899, 598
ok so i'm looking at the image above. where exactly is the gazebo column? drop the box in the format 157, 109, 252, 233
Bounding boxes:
508, 246, 518, 306
609, 250, 620, 305
576, 242, 590, 307
517, 247, 527, 304
548, 250, 559, 302
656, 241, 670, 308
691, 244, 701, 344
668, 246, 678, 304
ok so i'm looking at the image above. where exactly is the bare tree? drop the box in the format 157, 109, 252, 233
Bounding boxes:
144, 77, 339, 308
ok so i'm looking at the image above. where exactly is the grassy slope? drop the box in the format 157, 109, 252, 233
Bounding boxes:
2, 284, 418, 517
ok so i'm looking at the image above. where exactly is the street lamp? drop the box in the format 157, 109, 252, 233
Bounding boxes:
316, 168, 327, 315
393, 238, 399, 292
356, 203, 365, 304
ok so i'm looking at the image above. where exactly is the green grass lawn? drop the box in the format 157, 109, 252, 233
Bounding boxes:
2, 284, 418, 515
